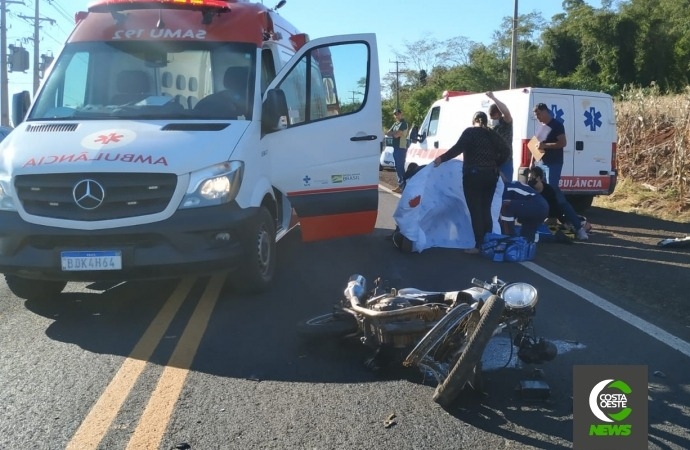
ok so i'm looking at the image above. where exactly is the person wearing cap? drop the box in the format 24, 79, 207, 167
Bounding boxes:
386, 108, 409, 193
433, 111, 511, 253
486, 91, 513, 181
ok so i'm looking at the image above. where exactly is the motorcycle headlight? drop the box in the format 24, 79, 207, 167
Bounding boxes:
501, 282, 538, 309
179, 161, 244, 209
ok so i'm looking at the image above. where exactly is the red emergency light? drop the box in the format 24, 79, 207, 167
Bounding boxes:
442, 90, 472, 101
87, 0, 233, 13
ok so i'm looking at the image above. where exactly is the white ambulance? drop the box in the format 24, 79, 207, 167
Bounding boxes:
406, 87, 617, 211
0, 0, 382, 299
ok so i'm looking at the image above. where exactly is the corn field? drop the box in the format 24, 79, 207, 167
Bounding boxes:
615, 84, 690, 211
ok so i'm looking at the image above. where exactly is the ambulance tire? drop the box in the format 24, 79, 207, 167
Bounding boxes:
4, 275, 66, 300
232, 206, 276, 294
432, 295, 505, 408
566, 194, 593, 213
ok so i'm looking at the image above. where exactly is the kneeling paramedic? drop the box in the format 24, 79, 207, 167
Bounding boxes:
500, 180, 549, 242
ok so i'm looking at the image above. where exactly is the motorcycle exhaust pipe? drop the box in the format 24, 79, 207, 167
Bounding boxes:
343, 274, 444, 319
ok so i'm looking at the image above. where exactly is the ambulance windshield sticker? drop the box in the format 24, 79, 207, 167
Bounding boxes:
113, 29, 207, 40
82, 129, 136, 150
584, 107, 603, 131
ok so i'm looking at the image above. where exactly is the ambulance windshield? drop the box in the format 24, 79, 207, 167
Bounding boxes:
30, 41, 257, 121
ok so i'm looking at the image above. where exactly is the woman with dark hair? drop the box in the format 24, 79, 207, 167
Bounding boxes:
433, 111, 511, 253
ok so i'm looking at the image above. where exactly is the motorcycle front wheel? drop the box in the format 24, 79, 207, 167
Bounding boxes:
296, 312, 359, 339
433, 295, 505, 407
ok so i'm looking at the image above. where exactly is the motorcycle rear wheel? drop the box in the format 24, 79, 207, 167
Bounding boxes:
433, 295, 505, 407
296, 312, 358, 339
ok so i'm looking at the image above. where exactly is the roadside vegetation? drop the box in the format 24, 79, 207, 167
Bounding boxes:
595, 85, 690, 222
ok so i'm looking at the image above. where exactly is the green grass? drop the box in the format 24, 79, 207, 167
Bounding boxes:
593, 178, 690, 222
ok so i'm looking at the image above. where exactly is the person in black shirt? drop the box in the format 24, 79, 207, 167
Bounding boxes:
433, 111, 511, 253
533, 102, 566, 187
527, 166, 589, 240
487, 91, 514, 181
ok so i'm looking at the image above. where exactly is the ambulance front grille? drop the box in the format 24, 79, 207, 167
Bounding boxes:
14, 173, 177, 221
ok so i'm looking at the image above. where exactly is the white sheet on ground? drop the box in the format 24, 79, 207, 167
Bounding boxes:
392, 160, 504, 253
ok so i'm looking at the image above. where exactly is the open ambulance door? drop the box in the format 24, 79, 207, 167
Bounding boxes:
262, 33, 382, 242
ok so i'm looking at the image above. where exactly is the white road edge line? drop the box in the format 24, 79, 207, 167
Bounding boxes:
522, 261, 690, 358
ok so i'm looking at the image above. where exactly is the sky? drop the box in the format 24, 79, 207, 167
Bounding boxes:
2, 0, 602, 114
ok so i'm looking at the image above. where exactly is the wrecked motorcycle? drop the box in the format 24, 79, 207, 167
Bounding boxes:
297, 275, 556, 406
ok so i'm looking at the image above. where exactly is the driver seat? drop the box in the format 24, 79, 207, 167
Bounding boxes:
193, 66, 249, 118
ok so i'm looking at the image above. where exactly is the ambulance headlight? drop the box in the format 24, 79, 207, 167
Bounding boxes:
179, 161, 244, 209
0, 181, 16, 211
501, 282, 538, 309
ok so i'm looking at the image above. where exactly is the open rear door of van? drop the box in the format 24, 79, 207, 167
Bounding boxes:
262, 34, 382, 242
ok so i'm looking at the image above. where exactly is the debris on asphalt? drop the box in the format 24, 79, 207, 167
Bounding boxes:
383, 413, 397, 428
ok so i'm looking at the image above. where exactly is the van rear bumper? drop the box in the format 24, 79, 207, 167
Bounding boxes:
0, 203, 260, 282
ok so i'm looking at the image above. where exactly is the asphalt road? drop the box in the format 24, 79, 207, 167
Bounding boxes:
0, 188, 688, 449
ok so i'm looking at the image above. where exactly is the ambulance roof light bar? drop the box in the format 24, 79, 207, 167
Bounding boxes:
87, 0, 233, 14
442, 90, 472, 101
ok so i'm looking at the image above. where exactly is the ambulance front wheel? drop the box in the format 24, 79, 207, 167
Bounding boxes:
231, 206, 277, 294
4, 275, 67, 300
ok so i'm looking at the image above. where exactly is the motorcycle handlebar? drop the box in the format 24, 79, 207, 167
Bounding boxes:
471, 278, 490, 289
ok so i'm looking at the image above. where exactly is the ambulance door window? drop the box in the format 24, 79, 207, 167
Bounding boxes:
427, 106, 441, 136
260, 49, 277, 95
276, 42, 367, 126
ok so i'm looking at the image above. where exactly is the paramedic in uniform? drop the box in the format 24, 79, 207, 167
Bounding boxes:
386, 108, 409, 193
433, 111, 511, 253
487, 91, 514, 181
500, 180, 549, 242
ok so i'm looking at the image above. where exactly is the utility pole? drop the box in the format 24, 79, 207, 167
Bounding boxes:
389, 59, 405, 110
19, 0, 55, 95
509, 0, 518, 89
348, 90, 362, 104
1, 0, 25, 126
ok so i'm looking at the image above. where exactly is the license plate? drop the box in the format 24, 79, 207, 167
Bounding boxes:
61, 251, 122, 271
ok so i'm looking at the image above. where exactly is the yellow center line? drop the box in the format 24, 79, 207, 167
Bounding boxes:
126, 272, 226, 450
66, 277, 196, 450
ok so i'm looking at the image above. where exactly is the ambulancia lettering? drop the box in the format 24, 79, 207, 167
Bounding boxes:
559, 177, 603, 189
112, 29, 207, 40
23, 154, 168, 167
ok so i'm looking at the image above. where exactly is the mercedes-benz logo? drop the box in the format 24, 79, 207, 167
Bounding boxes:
72, 179, 106, 210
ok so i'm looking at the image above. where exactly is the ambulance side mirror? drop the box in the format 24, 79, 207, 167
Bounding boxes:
409, 125, 420, 143
12, 91, 31, 127
262, 88, 289, 135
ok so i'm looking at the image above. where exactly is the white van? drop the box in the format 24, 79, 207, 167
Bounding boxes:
0, 0, 382, 299
406, 87, 617, 211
